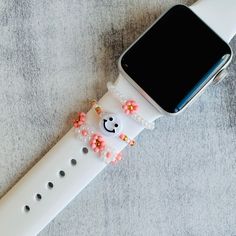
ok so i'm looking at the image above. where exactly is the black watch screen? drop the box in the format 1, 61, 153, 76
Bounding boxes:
120, 5, 231, 113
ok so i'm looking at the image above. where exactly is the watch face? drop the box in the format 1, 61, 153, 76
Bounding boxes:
120, 5, 232, 113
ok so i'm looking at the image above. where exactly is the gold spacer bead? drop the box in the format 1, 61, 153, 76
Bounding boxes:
90, 99, 97, 106
130, 140, 135, 146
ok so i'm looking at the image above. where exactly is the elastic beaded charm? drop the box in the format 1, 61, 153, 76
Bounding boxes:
107, 82, 155, 130
73, 117, 122, 164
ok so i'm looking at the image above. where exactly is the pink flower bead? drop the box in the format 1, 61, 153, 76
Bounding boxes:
89, 134, 106, 153
73, 120, 80, 128
122, 100, 139, 115
73, 112, 86, 128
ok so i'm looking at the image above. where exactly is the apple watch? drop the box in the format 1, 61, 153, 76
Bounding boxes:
119, 4, 232, 114
0, 1, 235, 235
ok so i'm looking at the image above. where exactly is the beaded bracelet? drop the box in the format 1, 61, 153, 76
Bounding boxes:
107, 82, 155, 130
73, 112, 122, 164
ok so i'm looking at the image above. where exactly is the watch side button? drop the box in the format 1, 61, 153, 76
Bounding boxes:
212, 69, 229, 85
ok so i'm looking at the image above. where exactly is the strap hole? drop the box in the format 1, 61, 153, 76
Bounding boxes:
24, 205, 30, 213
35, 194, 42, 201
47, 182, 54, 189
82, 147, 88, 154
71, 159, 77, 166
59, 170, 65, 177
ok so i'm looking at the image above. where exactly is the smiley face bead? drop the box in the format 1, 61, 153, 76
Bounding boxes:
99, 113, 123, 137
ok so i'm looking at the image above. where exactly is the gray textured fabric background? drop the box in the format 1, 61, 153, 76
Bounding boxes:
0, 0, 235, 235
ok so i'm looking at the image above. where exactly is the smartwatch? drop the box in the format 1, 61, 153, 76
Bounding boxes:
0, 1, 235, 235
119, 4, 232, 114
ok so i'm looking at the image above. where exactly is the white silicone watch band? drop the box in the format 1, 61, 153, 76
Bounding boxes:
190, 0, 236, 43
0, 75, 161, 236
